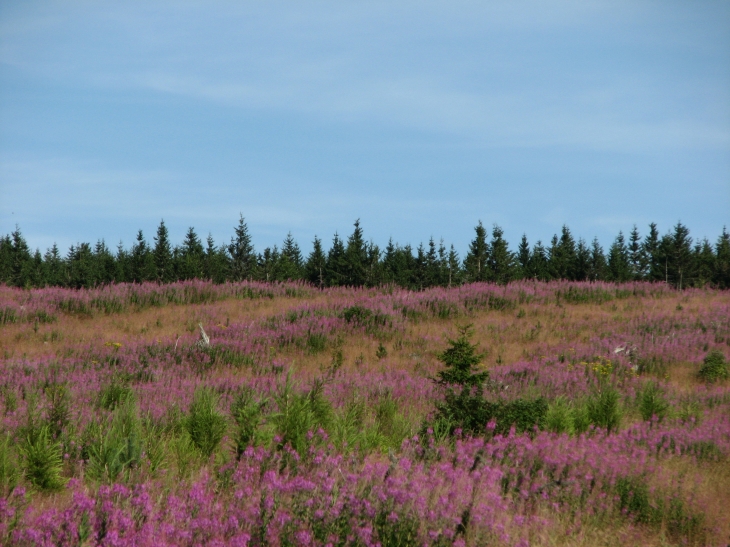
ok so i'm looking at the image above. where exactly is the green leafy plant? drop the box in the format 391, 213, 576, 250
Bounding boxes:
231, 388, 266, 457
185, 388, 228, 458
0, 432, 19, 496
86, 399, 143, 483
545, 396, 574, 434
637, 381, 669, 422
20, 425, 65, 491
587, 387, 622, 434
98, 377, 135, 411
698, 350, 728, 383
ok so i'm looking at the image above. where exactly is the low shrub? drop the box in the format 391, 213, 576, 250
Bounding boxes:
637, 381, 669, 422
586, 387, 622, 434
698, 350, 728, 383
20, 425, 64, 491
186, 388, 227, 458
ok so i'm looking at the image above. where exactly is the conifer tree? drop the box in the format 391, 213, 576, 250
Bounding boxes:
9, 226, 31, 287
574, 238, 591, 281
517, 234, 531, 279
530, 240, 550, 281
694, 238, 715, 287
589, 237, 606, 281
464, 221, 490, 282
549, 226, 577, 280
344, 220, 368, 286
714, 227, 730, 289
180, 227, 204, 280
153, 220, 174, 283
204, 234, 229, 283
0, 235, 12, 284
131, 230, 156, 283
447, 245, 461, 287
279, 232, 303, 281
667, 222, 693, 289
607, 231, 631, 282
43, 244, 64, 287
628, 225, 644, 280
94, 240, 117, 285
642, 223, 662, 281
325, 233, 346, 286
228, 215, 256, 282
365, 241, 381, 287
304, 236, 327, 288
487, 225, 516, 284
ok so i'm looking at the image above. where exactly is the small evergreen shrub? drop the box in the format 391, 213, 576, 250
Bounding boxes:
587, 387, 622, 434
698, 350, 728, 383
545, 396, 574, 434
637, 381, 669, 422
98, 378, 134, 411
86, 399, 143, 483
186, 388, 228, 458
21, 425, 64, 491
231, 388, 265, 457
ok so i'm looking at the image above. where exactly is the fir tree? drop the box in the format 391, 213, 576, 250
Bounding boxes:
589, 237, 606, 281
447, 245, 461, 287
487, 225, 516, 284
180, 227, 205, 280
517, 234, 531, 279
530, 240, 550, 281
628, 225, 644, 280
325, 233, 346, 286
131, 230, 156, 283
43, 244, 64, 287
279, 232, 303, 281
304, 236, 327, 288
228, 215, 256, 282
153, 220, 174, 283
0, 235, 12, 284
694, 238, 715, 287
464, 221, 490, 282
607, 231, 631, 282
714, 227, 730, 289
204, 234, 229, 283
344, 220, 368, 287
549, 226, 577, 280
642, 223, 662, 281
10, 226, 31, 287
435, 325, 488, 387
574, 238, 591, 281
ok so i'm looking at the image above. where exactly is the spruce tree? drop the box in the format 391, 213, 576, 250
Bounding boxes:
642, 223, 662, 281
530, 240, 550, 281
694, 239, 715, 287
628, 225, 644, 280
204, 234, 229, 283
304, 236, 327, 288
447, 245, 461, 287
344, 220, 368, 286
279, 232, 303, 281
325, 233, 346, 286
517, 234, 531, 279
549, 226, 577, 280
180, 227, 205, 280
464, 221, 490, 282
487, 225, 516, 284
10, 226, 31, 287
228, 215, 256, 282
0, 235, 12, 284
153, 220, 174, 283
43, 244, 64, 287
365, 241, 381, 287
131, 230, 156, 283
607, 231, 631, 282
589, 237, 606, 281
714, 227, 730, 289
574, 238, 591, 281
666, 222, 693, 289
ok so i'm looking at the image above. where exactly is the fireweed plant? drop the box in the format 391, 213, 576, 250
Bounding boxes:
0, 280, 728, 545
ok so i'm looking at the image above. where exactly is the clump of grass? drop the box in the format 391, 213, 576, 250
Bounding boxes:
98, 377, 135, 411
186, 388, 227, 458
0, 432, 19, 496
698, 350, 728, 383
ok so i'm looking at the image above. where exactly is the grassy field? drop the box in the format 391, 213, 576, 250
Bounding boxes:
0, 280, 729, 546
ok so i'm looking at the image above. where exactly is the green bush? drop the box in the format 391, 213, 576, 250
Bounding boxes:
587, 387, 622, 434
231, 388, 266, 457
435, 325, 488, 387
698, 350, 728, 383
21, 425, 65, 491
186, 388, 228, 458
637, 381, 669, 422
545, 396, 574, 434
86, 399, 143, 483
98, 378, 134, 411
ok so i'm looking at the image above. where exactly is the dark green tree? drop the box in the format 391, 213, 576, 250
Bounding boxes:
228, 215, 256, 282
530, 240, 551, 281
179, 227, 205, 280
548, 226, 577, 280
344, 220, 368, 286
589, 237, 606, 281
607, 231, 631, 282
628, 225, 644, 280
694, 238, 715, 287
516, 234, 531, 279
667, 222, 694, 289
43, 244, 64, 287
464, 221, 490, 282
447, 245, 461, 287
642, 223, 663, 282
204, 235, 229, 283
304, 236, 327, 288
714, 227, 730, 289
574, 238, 591, 281
153, 220, 174, 283
325, 233, 346, 286
279, 232, 303, 281
435, 325, 488, 387
9, 226, 31, 287
487, 225, 516, 284
131, 231, 156, 283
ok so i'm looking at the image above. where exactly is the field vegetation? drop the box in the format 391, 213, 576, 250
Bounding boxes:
0, 279, 729, 546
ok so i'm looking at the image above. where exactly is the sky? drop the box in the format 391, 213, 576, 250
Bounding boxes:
1, 1, 729, 257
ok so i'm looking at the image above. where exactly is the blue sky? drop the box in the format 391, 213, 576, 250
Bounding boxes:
1, 1, 728, 256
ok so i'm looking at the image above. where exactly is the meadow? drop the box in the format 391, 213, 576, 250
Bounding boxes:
0, 280, 728, 546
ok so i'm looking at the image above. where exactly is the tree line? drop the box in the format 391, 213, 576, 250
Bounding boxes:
1, 216, 728, 290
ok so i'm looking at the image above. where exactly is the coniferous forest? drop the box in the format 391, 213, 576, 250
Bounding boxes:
2, 216, 728, 290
